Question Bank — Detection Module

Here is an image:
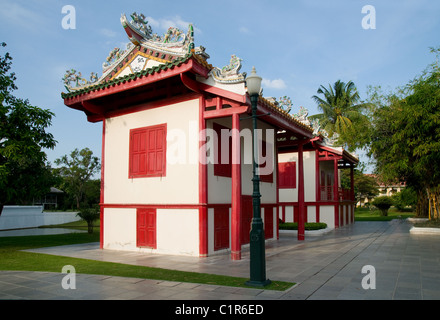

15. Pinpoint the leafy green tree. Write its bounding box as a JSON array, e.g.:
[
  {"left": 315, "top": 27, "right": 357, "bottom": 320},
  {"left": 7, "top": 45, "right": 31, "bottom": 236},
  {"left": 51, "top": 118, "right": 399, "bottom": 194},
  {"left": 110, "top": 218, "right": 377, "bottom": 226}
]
[
  {"left": 0, "top": 43, "right": 56, "bottom": 213},
  {"left": 367, "top": 48, "right": 440, "bottom": 217},
  {"left": 340, "top": 168, "right": 379, "bottom": 206},
  {"left": 310, "top": 80, "right": 371, "bottom": 151},
  {"left": 372, "top": 196, "right": 394, "bottom": 216},
  {"left": 76, "top": 207, "right": 100, "bottom": 233},
  {"left": 392, "top": 187, "right": 417, "bottom": 211},
  {"left": 54, "top": 148, "right": 100, "bottom": 210}
]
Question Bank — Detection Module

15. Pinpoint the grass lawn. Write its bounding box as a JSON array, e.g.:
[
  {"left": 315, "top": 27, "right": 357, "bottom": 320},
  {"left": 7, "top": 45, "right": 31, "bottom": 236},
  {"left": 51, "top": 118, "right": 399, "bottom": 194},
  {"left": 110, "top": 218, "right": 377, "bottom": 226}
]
[
  {"left": 0, "top": 225, "right": 294, "bottom": 291},
  {"left": 414, "top": 219, "right": 440, "bottom": 228},
  {"left": 355, "top": 207, "right": 415, "bottom": 221}
]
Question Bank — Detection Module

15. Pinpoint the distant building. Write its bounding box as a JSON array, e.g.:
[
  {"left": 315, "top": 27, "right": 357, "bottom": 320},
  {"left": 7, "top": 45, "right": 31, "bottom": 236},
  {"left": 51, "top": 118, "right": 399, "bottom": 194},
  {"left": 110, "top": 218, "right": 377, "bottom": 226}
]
[
  {"left": 358, "top": 174, "right": 406, "bottom": 206},
  {"left": 61, "top": 12, "right": 358, "bottom": 259},
  {"left": 33, "top": 187, "right": 64, "bottom": 210}
]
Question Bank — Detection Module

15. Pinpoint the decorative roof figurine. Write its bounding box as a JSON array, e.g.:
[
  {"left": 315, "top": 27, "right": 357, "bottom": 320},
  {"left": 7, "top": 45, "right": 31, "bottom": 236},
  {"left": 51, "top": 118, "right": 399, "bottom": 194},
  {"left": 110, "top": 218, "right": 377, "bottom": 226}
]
[
  {"left": 121, "top": 12, "right": 153, "bottom": 45},
  {"left": 63, "top": 69, "right": 98, "bottom": 92},
  {"left": 211, "top": 54, "right": 246, "bottom": 84},
  {"left": 278, "top": 96, "right": 293, "bottom": 114},
  {"left": 120, "top": 12, "right": 194, "bottom": 55},
  {"left": 292, "top": 106, "right": 311, "bottom": 126}
]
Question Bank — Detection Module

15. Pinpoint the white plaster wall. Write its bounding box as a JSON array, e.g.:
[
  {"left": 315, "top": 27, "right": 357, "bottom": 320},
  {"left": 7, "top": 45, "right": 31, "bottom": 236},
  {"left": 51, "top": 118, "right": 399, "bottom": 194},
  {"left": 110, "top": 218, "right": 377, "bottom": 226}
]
[
  {"left": 280, "top": 206, "right": 294, "bottom": 223},
  {"left": 156, "top": 209, "right": 199, "bottom": 256},
  {"left": 304, "top": 151, "right": 316, "bottom": 202},
  {"left": 307, "top": 206, "right": 316, "bottom": 223},
  {"left": 196, "top": 74, "right": 246, "bottom": 95},
  {"left": 103, "top": 207, "right": 200, "bottom": 256},
  {"left": 103, "top": 208, "right": 137, "bottom": 250},
  {"left": 104, "top": 99, "right": 199, "bottom": 205},
  {"left": 319, "top": 206, "right": 335, "bottom": 228}
]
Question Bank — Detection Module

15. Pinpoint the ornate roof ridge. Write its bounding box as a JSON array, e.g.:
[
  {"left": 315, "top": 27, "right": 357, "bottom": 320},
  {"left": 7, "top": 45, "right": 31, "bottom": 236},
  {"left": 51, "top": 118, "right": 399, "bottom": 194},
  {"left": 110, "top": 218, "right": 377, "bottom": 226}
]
[
  {"left": 61, "top": 53, "right": 207, "bottom": 100},
  {"left": 258, "top": 96, "right": 314, "bottom": 133}
]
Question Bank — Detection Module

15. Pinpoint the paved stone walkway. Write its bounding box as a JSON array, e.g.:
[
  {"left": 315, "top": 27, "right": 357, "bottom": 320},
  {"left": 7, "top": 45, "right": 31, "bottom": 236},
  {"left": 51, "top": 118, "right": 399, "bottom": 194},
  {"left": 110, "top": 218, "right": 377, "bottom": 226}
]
[{"left": 1, "top": 219, "right": 440, "bottom": 300}]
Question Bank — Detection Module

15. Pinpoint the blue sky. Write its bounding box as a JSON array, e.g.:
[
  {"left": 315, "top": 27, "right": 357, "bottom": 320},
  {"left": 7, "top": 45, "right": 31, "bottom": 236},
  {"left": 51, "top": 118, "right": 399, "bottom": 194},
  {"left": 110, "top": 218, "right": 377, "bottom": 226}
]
[{"left": 1, "top": 0, "right": 439, "bottom": 173}]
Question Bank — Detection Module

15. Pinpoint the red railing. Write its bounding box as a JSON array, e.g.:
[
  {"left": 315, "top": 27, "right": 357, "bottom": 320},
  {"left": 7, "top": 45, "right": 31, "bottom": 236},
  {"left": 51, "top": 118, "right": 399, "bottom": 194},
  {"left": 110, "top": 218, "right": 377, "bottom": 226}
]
[{"left": 320, "top": 186, "right": 353, "bottom": 201}]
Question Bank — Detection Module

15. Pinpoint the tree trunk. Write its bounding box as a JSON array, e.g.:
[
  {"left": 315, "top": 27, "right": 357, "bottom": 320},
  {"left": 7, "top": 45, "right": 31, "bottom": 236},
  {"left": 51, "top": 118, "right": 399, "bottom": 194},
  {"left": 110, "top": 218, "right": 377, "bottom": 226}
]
[
  {"left": 416, "top": 190, "right": 429, "bottom": 217},
  {"left": 87, "top": 222, "right": 93, "bottom": 234},
  {"left": 427, "top": 187, "right": 440, "bottom": 220}
]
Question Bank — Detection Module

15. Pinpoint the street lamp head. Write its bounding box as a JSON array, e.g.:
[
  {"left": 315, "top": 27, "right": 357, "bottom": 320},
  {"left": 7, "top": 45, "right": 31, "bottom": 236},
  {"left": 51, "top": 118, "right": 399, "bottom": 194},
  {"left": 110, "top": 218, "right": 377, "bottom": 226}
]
[{"left": 246, "top": 66, "right": 262, "bottom": 96}]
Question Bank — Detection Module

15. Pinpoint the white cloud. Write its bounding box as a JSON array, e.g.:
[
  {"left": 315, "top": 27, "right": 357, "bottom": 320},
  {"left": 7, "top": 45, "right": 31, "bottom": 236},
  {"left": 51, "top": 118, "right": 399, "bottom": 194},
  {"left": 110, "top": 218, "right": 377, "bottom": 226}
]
[
  {"left": 99, "top": 28, "right": 118, "bottom": 38},
  {"left": 0, "top": 1, "right": 47, "bottom": 33},
  {"left": 262, "top": 78, "right": 287, "bottom": 90},
  {"left": 239, "top": 26, "right": 250, "bottom": 34},
  {"left": 146, "top": 15, "right": 201, "bottom": 34}
]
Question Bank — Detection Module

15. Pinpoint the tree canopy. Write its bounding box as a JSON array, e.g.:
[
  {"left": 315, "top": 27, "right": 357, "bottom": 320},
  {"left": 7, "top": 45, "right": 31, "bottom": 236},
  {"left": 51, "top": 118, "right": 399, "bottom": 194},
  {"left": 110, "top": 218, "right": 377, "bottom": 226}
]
[
  {"left": 0, "top": 43, "right": 56, "bottom": 212},
  {"left": 367, "top": 48, "right": 440, "bottom": 217},
  {"left": 310, "top": 80, "right": 371, "bottom": 151},
  {"left": 54, "top": 148, "right": 101, "bottom": 209}
]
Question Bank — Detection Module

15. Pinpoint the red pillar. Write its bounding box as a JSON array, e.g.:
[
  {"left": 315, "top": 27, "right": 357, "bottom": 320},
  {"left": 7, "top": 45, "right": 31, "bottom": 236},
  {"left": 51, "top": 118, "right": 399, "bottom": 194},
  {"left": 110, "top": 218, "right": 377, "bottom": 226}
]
[
  {"left": 231, "top": 113, "right": 242, "bottom": 260},
  {"left": 100, "top": 119, "right": 106, "bottom": 249},
  {"left": 350, "top": 165, "right": 355, "bottom": 201},
  {"left": 298, "top": 143, "right": 305, "bottom": 241},
  {"left": 350, "top": 164, "right": 355, "bottom": 223},
  {"left": 315, "top": 148, "right": 320, "bottom": 222},
  {"left": 333, "top": 159, "right": 339, "bottom": 228},
  {"left": 199, "top": 97, "right": 208, "bottom": 257}
]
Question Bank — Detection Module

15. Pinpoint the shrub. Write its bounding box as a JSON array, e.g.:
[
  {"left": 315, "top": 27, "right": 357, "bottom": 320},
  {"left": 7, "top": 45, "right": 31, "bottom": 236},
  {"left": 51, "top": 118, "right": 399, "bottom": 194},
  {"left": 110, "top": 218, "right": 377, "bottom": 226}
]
[
  {"left": 391, "top": 188, "right": 417, "bottom": 211},
  {"left": 76, "top": 207, "right": 100, "bottom": 233},
  {"left": 279, "top": 222, "right": 327, "bottom": 230},
  {"left": 372, "top": 196, "right": 394, "bottom": 216}
]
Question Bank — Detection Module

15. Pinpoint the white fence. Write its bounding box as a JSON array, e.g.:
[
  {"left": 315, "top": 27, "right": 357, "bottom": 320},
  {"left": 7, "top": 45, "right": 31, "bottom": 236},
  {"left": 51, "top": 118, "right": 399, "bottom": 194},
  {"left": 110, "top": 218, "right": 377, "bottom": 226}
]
[{"left": 0, "top": 206, "right": 81, "bottom": 230}]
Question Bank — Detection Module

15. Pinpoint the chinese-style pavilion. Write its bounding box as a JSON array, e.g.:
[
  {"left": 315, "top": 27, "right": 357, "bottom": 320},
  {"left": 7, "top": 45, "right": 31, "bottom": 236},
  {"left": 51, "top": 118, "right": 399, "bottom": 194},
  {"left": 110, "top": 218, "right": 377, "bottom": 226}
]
[{"left": 62, "top": 12, "right": 358, "bottom": 259}]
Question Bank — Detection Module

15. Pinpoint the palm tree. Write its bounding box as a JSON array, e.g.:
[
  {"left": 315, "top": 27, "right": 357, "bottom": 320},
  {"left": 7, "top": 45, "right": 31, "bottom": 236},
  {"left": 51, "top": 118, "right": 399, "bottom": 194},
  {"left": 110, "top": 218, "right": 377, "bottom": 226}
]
[{"left": 310, "top": 80, "right": 369, "bottom": 150}]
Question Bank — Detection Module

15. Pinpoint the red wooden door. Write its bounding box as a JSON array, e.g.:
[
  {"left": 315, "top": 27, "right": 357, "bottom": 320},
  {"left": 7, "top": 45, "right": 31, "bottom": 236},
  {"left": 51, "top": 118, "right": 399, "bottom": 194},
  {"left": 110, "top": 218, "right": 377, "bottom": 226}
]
[
  {"left": 264, "top": 206, "right": 274, "bottom": 239},
  {"left": 137, "top": 208, "right": 157, "bottom": 248},
  {"left": 241, "top": 196, "right": 253, "bottom": 245},
  {"left": 214, "top": 207, "right": 229, "bottom": 251}
]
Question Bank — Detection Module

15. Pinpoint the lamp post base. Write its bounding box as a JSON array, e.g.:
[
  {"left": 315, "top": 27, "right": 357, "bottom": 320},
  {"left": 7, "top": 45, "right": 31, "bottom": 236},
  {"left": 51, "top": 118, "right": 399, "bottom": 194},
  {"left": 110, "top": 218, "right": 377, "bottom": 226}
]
[
  {"left": 245, "top": 279, "right": 272, "bottom": 287},
  {"left": 247, "top": 217, "right": 271, "bottom": 287}
]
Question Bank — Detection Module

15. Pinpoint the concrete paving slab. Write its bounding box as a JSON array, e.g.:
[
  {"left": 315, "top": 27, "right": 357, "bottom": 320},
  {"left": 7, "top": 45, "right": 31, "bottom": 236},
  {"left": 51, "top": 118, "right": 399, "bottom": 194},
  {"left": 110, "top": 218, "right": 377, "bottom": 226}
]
[{"left": 1, "top": 219, "right": 440, "bottom": 301}]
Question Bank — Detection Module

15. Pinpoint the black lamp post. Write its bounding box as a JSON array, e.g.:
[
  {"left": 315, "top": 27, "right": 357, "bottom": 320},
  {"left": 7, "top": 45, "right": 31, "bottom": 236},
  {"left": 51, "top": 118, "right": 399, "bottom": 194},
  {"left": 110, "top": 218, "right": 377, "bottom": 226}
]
[{"left": 245, "top": 67, "right": 271, "bottom": 287}]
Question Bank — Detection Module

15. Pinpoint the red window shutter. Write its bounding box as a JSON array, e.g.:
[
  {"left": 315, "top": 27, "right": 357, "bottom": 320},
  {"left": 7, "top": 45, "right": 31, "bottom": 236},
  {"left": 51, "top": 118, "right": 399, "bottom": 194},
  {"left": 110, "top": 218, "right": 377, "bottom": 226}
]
[
  {"left": 130, "top": 130, "right": 148, "bottom": 176},
  {"left": 137, "top": 208, "right": 156, "bottom": 248},
  {"left": 278, "top": 162, "right": 296, "bottom": 188},
  {"left": 129, "top": 124, "right": 166, "bottom": 178},
  {"left": 213, "top": 123, "right": 232, "bottom": 177}
]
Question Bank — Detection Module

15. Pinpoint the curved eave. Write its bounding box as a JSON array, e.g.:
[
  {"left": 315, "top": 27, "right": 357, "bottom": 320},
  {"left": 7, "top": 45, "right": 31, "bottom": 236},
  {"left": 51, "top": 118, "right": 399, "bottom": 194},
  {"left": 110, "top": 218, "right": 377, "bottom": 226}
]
[{"left": 318, "top": 144, "right": 359, "bottom": 165}]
